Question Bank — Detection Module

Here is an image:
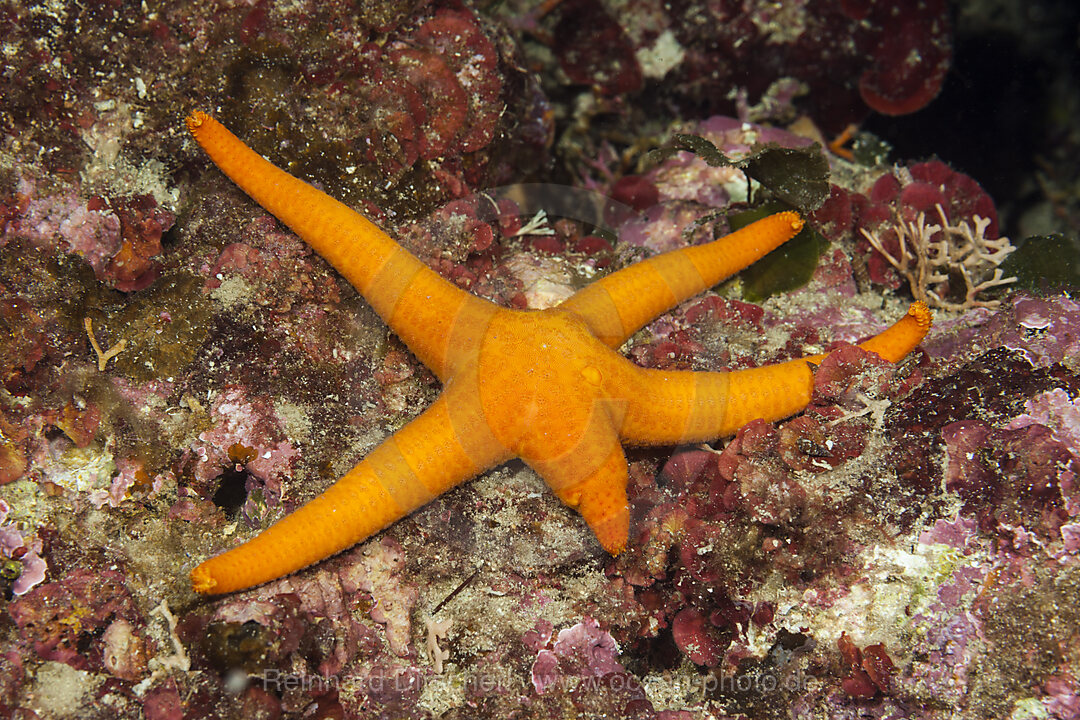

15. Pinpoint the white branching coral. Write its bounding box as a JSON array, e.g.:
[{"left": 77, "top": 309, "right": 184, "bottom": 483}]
[
  {"left": 861, "top": 203, "right": 1017, "bottom": 311},
  {"left": 424, "top": 616, "right": 452, "bottom": 674}
]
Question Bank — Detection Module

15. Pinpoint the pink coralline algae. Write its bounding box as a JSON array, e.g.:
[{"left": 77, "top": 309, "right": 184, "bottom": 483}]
[
  {"left": 1042, "top": 675, "right": 1080, "bottom": 719},
  {"left": 87, "top": 455, "right": 153, "bottom": 510},
  {"left": 0, "top": 499, "right": 46, "bottom": 596},
  {"left": 187, "top": 386, "right": 299, "bottom": 524},
  {"left": 8, "top": 569, "right": 148, "bottom": 678},
  {"left": 4, "top": 179, "right": 172, "bottom": 292},
  {"left": 941, "top": 400, "right": 1076, "bottom": 543},
  {"left": 907, "top": 604, "right": 983, "bottom": 709},
  {"left": 994, "top": 295, "right": 1080, "bottom": 369},
  {"left": 530, "top": 617, "right": 622, "bottom": 693},
  {"left": 338, "top": 537, "right": 418, "bottom": 660},
  {"left": 178, "top": 537, "right": 416, "bottom": 717},
  {"left": 527, "top": 617, "right": 679, "bottom": 718},
  {"left": 1010, "top": 388, "right": 1080, "bottom": 466},
  {"left": 353, "top": 8, "right": 506, "bottom": 175}
]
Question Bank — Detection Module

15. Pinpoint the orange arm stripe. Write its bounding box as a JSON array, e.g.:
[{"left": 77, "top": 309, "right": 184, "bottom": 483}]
[
  {"left": 561, "top": 212, "right": 804, "bottom": 347},
  {"left": 551, "top": 442, "right": 629, "bottom": 555},
  {"left": 190, "top": 462, "right": 400, "bottom": 595},
  {"left": 620, "top": 360, "right": 813, "bottom": 445},
  {"left": 618, "top": 302, "right": 932, "bottom": 445},
  {"left": 190, "top": 392, "right": 510, "bottom": 594},
  {"left": 716, "top": 360, "right": 815, "bottom": 437},
  {"left": 185, "top": 111, "right": 494, "bottom": 380}
]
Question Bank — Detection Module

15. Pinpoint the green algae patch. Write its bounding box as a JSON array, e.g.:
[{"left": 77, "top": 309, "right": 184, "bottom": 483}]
[
  {"left": 740, "top": 143, "right": 830, "bottom": 212},
  {"left": 730, "top": 205, "right": 825, "bottom": 302},
  {"left": 999, "top": 233, "right": 1079, "bottom": 293},
  {"left": 109, "top": 272, "right": 212, "bottom": 382}
]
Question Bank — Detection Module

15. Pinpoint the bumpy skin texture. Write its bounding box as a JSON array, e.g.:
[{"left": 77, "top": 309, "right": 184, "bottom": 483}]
[{"left": 186, "top": 112, "right": 931, "bottom": 595}]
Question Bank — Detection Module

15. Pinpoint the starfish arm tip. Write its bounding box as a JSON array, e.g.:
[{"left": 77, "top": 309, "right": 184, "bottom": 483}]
[
  {"left": 909, "top": 301, "right": 933, "bottom": 330},
  {"left": 191, "top": 564, "right": 218, "bottom": 595},
  {"left": 186, "top": 110, "right": 211, "bottom": 135},
  {"left": 587, "top": 505, "right": 629, "bottom": 556},
  {"left": 606, "top": 540, "right": 627, "bottom": 557},
  {"left": 786, "top": 212, "right": 805, "bottom": 233}
]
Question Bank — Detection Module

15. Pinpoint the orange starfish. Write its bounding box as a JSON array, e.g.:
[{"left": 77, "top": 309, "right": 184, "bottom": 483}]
[{"left": 186, "top": 111, "right": 932, "bottom": 595}]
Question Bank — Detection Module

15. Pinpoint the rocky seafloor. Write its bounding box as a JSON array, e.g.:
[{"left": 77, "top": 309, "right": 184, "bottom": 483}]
[{"left": 1, "top": 1, "right": 1079, "bottom": 718}]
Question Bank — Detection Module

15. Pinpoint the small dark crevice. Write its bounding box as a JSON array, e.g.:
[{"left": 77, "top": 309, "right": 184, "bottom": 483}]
[{"left": 211, "top": 467, "right": 249, "bottom": 519}]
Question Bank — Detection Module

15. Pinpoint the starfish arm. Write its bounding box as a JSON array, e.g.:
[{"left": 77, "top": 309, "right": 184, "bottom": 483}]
[
  {"left": 617, "top": 303, "right": 933, "bottom": 445},
  {"left": 529, "top": 436, "right": 631, "bottom": 556},
  {"left": 802, "top": 301, "right": 933, "bottom": 365},
  {"left": 190, "top": 388, "right": 512, "bottom": 595},
  {"left": 558, "top": 212, "right": 804, "bottom": 347},
  {"left": 185, "top": 111, "right": 495, "bottom": 381},
  {"left": 501, "top": 376, "right": 632, "bottom": 556},
  {"left": 617, "top": 363, "right": 813, "bottom": 444}
]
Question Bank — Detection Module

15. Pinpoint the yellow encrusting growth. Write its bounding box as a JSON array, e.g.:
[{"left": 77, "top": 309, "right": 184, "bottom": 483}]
[{"left": 186, "top": 111, "right": 932, "bottom": 595}]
